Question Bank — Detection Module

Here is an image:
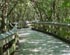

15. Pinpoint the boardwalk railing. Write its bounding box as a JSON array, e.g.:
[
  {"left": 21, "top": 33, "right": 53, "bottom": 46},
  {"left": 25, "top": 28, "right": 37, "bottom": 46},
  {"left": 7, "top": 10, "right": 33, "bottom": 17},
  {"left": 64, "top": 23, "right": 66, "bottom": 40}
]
[
  {"left": 0, "top": 26, "right": 18, "bottom": 55},
  {"left": 32, "top": 22, "right": 70, "bottom": 42}
]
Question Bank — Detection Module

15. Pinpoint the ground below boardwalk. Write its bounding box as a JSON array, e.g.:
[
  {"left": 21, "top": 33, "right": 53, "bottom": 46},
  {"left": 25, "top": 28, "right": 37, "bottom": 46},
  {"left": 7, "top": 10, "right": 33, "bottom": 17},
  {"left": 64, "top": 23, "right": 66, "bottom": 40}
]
[{"left": 15, "top": 28, "right": 70, "bottom": 55}]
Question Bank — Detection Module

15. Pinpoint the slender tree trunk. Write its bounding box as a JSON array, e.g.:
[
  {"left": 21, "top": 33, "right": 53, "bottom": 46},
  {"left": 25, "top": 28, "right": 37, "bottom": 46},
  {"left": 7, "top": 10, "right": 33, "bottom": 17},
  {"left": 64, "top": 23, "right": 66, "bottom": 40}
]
[{"left": 1, "top": 0, "right": 9, "bottom": 32}]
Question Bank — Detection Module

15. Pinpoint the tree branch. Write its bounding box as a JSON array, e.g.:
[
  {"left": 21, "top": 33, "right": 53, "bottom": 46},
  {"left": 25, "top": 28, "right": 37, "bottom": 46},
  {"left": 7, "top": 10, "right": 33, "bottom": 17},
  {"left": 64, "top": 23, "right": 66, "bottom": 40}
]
[{"left": 7, "top": 1, "right": 18, "bottom": 17}]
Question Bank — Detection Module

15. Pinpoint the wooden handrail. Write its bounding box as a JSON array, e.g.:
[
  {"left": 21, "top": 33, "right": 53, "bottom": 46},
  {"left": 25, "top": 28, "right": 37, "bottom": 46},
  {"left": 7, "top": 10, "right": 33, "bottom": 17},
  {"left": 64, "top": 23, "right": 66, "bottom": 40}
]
[
  {"left": 32, "top": 22, "right": 70, "bottom": 27},
  {"left": 32, "top": 22, "right": 70, "bottom": 42},
  {"left": 0, "top": 26, "right": 18, "bottom": 55}
]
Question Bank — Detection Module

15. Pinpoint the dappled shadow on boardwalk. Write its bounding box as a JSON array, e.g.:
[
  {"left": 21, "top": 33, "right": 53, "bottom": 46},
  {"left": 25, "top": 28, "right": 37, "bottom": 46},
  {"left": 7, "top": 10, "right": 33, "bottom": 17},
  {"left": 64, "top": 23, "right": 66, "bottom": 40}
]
[{"left": 15, "top": 28, "right": 70, "bottom": 55}]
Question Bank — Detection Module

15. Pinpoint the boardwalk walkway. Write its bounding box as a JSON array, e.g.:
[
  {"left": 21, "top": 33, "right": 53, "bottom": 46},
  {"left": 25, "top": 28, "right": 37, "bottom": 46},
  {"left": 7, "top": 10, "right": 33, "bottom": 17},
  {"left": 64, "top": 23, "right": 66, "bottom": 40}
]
[{"left": 15, "top": 28, "right": 70, "bottom": 55}]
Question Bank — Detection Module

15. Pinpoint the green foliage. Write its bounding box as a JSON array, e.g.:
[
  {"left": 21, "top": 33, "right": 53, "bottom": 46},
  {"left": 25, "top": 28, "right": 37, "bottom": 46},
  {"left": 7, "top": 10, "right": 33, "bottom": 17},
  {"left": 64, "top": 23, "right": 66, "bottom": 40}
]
[{"left": 0, "top": 0, "right": 70, "bottom": 29}]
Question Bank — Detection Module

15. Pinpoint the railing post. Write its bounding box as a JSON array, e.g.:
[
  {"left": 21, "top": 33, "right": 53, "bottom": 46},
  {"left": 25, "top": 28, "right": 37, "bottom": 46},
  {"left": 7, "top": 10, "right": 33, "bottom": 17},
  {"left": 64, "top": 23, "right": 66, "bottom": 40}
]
[{"left": 0, "top": 47, "right": 3, "bottom": 55}]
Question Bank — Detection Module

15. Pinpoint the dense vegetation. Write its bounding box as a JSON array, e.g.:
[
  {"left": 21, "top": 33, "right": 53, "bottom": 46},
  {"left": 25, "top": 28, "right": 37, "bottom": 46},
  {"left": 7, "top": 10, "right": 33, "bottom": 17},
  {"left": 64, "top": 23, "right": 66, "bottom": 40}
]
[{"left": 0, "top": 0, "right": 70, "bottom": 25}]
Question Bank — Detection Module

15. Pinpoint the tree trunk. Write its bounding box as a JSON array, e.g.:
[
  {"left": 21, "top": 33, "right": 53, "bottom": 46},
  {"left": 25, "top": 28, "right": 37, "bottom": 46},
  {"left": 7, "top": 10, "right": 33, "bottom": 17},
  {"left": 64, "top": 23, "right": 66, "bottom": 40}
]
[{"left": 1, "top": 0, "right": 9, "bottom": 32}]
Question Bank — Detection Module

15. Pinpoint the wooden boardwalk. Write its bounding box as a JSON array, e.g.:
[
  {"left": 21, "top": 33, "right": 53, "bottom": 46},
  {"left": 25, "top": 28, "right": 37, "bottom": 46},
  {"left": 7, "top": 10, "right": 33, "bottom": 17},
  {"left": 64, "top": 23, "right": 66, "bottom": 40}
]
[{"left": 15, "top": 28, "right": 70, "bottom": 55}]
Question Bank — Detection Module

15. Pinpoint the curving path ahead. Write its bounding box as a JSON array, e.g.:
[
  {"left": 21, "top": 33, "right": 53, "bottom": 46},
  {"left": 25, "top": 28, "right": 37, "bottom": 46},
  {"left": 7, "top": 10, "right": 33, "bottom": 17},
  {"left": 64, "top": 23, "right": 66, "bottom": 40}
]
[{"left": 15, "top": 28, "right": 70, "bottom": 55}]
